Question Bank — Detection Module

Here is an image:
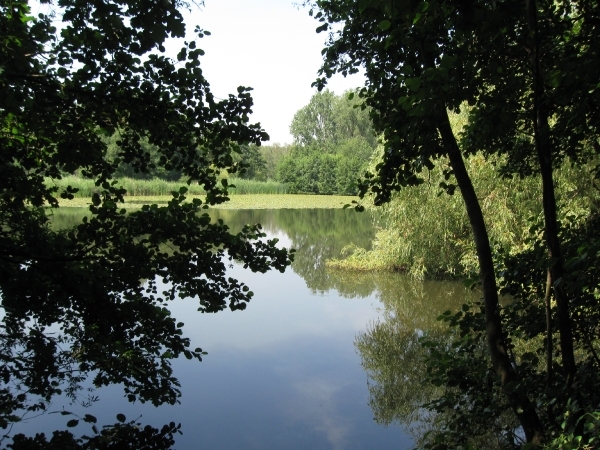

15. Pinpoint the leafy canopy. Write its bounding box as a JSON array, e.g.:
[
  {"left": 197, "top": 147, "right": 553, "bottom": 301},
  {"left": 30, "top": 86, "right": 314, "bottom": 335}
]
[{"left": 306, "top": 0, "right": 600, "bottom": 445}]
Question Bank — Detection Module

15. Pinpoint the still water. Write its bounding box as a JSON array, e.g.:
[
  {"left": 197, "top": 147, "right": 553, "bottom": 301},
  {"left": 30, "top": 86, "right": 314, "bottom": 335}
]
[{"left": 15, "top": 208, "right": 474, "bottom": 449}]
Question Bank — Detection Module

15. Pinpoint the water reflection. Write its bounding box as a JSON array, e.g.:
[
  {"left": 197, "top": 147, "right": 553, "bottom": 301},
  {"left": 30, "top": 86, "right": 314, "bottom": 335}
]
[
  {"left": 353, "top": 275, "right": 478, "bottom": 444},
  {"left": 35, "top": 207, "right": 469, "bottom": 449},
  {"left": 208, "top": 208, "right": 376, "bottom": 292},
  {"left": 49, "top": 207, "right": 377, "bottom": 291}
]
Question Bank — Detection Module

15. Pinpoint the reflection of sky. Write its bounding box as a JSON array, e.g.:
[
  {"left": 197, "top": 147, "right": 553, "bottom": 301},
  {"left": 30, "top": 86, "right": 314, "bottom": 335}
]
[{"left": 9, "top": 260, "right": 413, "bottom": 449}]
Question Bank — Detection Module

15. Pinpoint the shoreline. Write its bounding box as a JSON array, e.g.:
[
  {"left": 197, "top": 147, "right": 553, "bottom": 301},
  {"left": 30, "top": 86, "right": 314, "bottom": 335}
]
[{"left": 53, "top": 194, "right": 360, "bottom": 210}]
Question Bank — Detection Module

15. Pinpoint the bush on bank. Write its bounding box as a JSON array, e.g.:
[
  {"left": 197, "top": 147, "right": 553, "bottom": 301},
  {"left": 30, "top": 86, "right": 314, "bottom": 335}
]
[{"left": 328, "top": 153, "right": 599, "bottom": 279}]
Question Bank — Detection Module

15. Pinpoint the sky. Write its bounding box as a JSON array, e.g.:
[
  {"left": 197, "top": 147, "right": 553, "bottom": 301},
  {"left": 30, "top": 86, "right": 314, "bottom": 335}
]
[{"left": 172, "top": 0, "right": 364, "bottom": 144}]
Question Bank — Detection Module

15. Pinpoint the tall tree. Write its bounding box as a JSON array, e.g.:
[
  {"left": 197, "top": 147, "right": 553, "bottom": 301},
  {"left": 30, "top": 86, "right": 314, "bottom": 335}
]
[
  {"left": 467, "top": 0, "right": 599, "bottom": 390},
  {"left": 290, "top": 89, "right": 376, "bottom": 148},
  {"left": 0, "top": 0, "right": 291, "bottom": 443},
  {"left": 279, "top": 90, "right": 377, "bottom": 194}
]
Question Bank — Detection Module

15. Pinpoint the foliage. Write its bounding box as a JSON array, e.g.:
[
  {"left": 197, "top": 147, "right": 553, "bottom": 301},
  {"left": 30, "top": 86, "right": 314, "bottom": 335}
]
[
  {"left": 277, "top": 90, "right": 378, "bottom": 195},
  {"left": 289, "top": 89, "right": 377, "bottom": 148},
  {"left": 354, "top": 277, "right": 473, "bottom": 432},
  {"left": 104, "top": 134, "right": 182, "bottom": 181},
  {"left": 417, "top": 303, "right": 522, "bottom": 449},
  {"left": 6, "top": 414, "right": 180, "bottom": 450},
  {"left": 330, "top": 154, "right": 600, "bottom": 279},
  {"left": 258, "top": 143, "right": 292, "bottom": 181},
  {"left": 0, "top": 0, "right": 293, "bottom": 445},
  {"left": 233, "top": 144, "right": 268, "bottom": 181},
  {"left": 48, "top": 175, "right": 287, "bottom": 197},
  {"left": 340, "top": 169, "right": 600, "bottom": 448}
]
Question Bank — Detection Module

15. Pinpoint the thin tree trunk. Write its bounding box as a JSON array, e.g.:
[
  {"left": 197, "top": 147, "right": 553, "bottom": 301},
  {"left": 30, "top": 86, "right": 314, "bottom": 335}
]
[
  {"left": 544, "top": 267, "right": 556, "bottom": 425},
  {"left": 436, "top": 107, "right": 546, "bottom": 445},
  {"left": 545, "top": 267, "right": 553, "bottom": 388},
  {"left": 525, "top": 0, "right": 576, "bottom": 386}
]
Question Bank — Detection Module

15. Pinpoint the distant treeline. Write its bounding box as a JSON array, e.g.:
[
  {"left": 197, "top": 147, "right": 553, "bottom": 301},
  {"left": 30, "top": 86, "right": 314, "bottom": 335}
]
[
  {"left": 222, "top": 89, "right": 378, "bottom": 195},
  {"left": 58, "top": 90, "right": 377, "bottom": 197}
]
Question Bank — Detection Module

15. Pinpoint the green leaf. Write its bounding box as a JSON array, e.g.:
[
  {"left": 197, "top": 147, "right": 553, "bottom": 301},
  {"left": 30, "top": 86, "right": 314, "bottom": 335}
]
[
  {"left": 358, "top": 0, "right": 372, "bottom": 13},
  {"left": 66, "top": 419, "right": 79, "bottom": 427},
  {"left": 378, "top": 20, "right": 391, "bottom": 31},
  {"left": 116, "top": 413, "right": 126, "bottom": 423}
]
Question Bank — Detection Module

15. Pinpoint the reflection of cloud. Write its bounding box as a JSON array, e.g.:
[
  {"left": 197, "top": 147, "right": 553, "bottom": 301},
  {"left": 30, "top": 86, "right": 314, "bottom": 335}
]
[{"left": 286, "top": 377, "right": 352, "bottom": 450}]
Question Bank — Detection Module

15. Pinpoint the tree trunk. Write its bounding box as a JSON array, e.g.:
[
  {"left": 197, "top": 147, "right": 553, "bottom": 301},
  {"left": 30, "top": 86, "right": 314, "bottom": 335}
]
[
  {"left": 526, "top": 0, "right": 576, "bottom": 386},
  {"left": 545, "top": 267, "right": 556, "bottom": 425},
  {"left": 436, "top": 107, "right": 546, "bottom": 444}
]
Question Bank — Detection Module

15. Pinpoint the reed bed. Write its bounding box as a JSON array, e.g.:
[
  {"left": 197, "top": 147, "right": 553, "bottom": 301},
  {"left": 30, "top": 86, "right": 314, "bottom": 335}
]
[
  {"left": 227, "top": 178, "right": 288, "bottom": 195},
  {"left": 46, "top": 176, "right": 287, "bottom": 197}
]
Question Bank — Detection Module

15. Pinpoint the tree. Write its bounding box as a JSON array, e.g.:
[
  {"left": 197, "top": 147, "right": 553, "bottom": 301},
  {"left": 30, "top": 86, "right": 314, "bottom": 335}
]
[
  {"left": 104, "top": 134, "right": 183, "bottom": 181},
  {"left": 234, "top": 144, "right": 268, "bottom": 181},
  {"left": 307, "top": 0, "right": 545, "bottom": 441},
  {"left": 289, "top": 89, "right": 376, "bottom": 148},
  {"left": 0, "top": 0, "right": 292, "bottom": 445},
  {"left": 458, "top": 0, "right": 600, "bottom": 389},
  {"left": 290, "top": 89, "right": 339, "bottom": 147},
  {"left": 278, "top": 90, "right": 378, "bottom": 195},
  {"left": 258, "top": 143, "right": 291, "bottom": 181},
  {"left": 306, "top": 0, "right": 600, "bottom": 444}
]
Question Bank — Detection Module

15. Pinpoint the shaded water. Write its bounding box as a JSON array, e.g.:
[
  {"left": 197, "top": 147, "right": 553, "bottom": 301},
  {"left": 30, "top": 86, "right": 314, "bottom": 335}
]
[{"left": 15, "top": 208, "right": 475, "bottom": 449}]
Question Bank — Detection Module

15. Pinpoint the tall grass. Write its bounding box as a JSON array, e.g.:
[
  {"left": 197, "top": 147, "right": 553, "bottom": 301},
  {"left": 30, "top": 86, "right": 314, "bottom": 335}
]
[
  {"left": 227, "top": 178, "right": 288, "bottom": 194},
  {"left": 46, "top": 176, "right": 287, "bottom": 197}
]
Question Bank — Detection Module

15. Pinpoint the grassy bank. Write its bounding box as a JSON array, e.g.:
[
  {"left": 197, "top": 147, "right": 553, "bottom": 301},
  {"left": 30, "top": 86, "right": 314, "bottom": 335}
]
[{"left": 55, "top": 194, "right": 357, "bottom": 209}]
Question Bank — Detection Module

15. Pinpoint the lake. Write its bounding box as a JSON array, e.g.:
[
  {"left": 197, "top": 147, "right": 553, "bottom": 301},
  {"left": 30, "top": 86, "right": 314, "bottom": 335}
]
[{"left": 10, "top": 208, "right": 474, "bottom": 449}]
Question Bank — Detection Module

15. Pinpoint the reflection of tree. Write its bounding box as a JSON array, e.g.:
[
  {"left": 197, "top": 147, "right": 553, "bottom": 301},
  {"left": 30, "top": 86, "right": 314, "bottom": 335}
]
[
  {"left": 278, "top": 209, "right": 375, "bottom": 291},
  {"left": 50, "top": 207, "right": 497, "bottom": 445},
  {"left": 51, "top": 209, "right": 376, "bottom": 292},
  {"left": 351, "top": 274, "right": 476, "bottom": 443},
  {"left": 209, "top": 209, "right": 377, "bottom": 292},
  {"left": 47, "top": 208, "right": 92, "bottom": 230}
]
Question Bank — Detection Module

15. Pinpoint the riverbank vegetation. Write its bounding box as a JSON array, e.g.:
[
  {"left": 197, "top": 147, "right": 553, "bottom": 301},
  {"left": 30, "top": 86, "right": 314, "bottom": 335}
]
[
  {"left": 54, "top": 194, "right": 356, "bottom": 210},
  {"left": 275, "top": 90, "right": 378, "bottom": 195},
  {"left": 46, "top": 89, "right": 375, "bottom": 201},
  {"left": 329, "top": 153, "right": 599, "bottom": 279},
  {"left": 46, "top": 175, "right": 288, "bottom": 197}
]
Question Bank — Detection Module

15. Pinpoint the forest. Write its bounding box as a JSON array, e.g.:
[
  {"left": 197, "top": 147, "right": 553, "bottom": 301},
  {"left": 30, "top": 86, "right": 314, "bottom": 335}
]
[
  {"left": 50, "top": 89, "right": 376, "bottom": 197},
  {"left": 58, "top": 89, "right": 378, "bottom": 197}
]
